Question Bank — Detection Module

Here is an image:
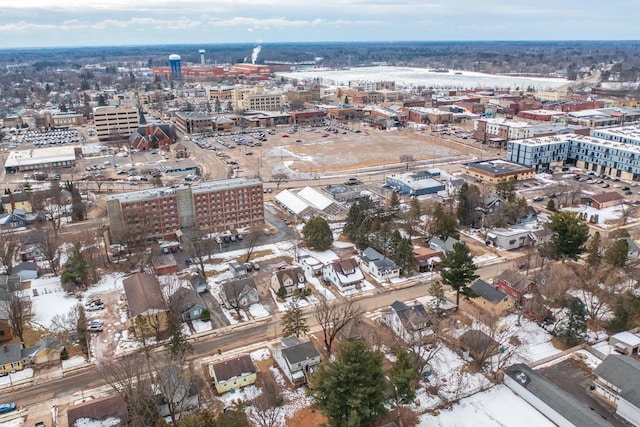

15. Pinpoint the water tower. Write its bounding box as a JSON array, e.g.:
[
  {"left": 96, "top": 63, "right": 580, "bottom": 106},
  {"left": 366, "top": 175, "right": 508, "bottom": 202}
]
[
  {"left": 168, "top": 54, "right": 182, "bottom": 80},
  {"left": 199, "top": 49, "right": 206, "bottom": 65}
]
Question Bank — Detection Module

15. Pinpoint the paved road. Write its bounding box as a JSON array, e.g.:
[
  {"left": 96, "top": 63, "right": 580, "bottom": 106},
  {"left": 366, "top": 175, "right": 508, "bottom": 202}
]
[{"left": 8, "top": 257, "right": 513, "bottom": 409}]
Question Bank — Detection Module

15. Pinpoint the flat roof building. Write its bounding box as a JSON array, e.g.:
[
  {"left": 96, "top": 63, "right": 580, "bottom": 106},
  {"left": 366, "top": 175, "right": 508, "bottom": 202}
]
[
  {"left": 466, "top": 159, "right": 535, "bottom": 183},
  {"left": 4, "top": 145, "right": 78, "bottom": 172},
  {"left": 93, "top": 105, "right": 140, "bottom": 142}
]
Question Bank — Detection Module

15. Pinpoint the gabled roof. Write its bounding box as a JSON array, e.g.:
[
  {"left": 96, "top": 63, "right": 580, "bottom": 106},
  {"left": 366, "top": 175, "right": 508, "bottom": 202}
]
[
  {"left": 211, "top": 354, "right": 256, "bottom": 381},
  {"left": 122, "top": 272, "right": 167, "bottom": 317},
  {"left": 222, "top": 277, "right": 257, "bottom": 302},
  {"left": 0, "top": 342, "right": 22, "bottom": 365},
  {"left": 168, "top": 287, "right": 203, "bottom": 313},
  {"left": 471, "top": 279, "right": 509, "bottom": 304},
  {"left": 361, "top": 247, "right": 383, "bottom": 262},
  {"left": 595, "top": 355, "right": 640, "bottom": 407},
  {"left": 13, "top": 261, "right": 37, "bottom": 274},
  {"left": 584, "top": 192, "right": 624, "bottom": 204},
  {"left": 624, "top": 237, "right": 640, "bottom": 253},
  {"left": 282, "top": 340, "right": 320, "bottom": 365},
  {"left": 272, "top": 267, "right": 305, "bottom": 287},
  {"left": 494, "top": 269, "right": 530, "bottom": 292},
  {"left": 388, "top": 300, "right": 430, "bottom": 332}
]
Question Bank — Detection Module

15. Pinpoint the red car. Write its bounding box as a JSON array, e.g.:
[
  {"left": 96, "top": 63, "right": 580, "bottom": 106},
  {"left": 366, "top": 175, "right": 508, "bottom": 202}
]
[{"left": 282, "top": 134, "right": 289, "bottom": 137}]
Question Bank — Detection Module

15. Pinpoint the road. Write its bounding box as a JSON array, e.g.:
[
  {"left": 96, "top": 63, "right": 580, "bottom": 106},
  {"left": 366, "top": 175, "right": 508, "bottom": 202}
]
[{"left": 9, "top": 257, "right": 515, "bottom": 408}]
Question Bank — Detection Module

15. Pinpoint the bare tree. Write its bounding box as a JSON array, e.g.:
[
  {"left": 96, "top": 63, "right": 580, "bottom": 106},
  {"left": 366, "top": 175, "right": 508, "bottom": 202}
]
[
  {"left": 222, "top": 280, "right": 255, "bottom": 319},
  {"left": 33, "top": 228, "right": 61, "bottom": 275},
  {"left": 0, "top": 230, "right": 20, "bottom": 275},
  {"left": 185, "top": 228, "right": 217, "bottom": 275},
  {"left": 32, "top": 182, "right": 67, "bottom": 237},
  {"left": 399, "top": 154, "right": 415, "bottom": 171},
  {"left": 6, "top": 289, "right": 30, "bottom": 343},
  {"left": 98, "top": 352, "right": 159, "bottom": 427},
  {"left": 313, "top": 294, "right": 361, "bottom": 356},
  {"left": 247, "top": 370, "right": 285, "bottom": 427},
  {"left": 271, "top": 172, "right": 289, "bottom": 190},
  {"left": 243, "top": 229, "right": 263, "bottom": 263},
  {"left": 153, "top": 361, "right": 196, "bottom": 426},
  {"left": 462, "top": 318, "right": 519, "bottom": 378}
]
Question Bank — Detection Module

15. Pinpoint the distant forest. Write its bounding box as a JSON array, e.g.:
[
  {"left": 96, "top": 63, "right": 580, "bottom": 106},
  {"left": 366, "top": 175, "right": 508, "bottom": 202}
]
[{"left": 1, "top": 41, "right": 639, "bottom": 81}]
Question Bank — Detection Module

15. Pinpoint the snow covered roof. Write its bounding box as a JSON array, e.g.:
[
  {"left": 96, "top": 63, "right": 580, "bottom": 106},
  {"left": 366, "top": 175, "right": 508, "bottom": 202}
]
[
  {"left": 298, "top": 186, "right": 334, "bottom": 211},
  {"left": 611, "top": 331, "right": 640, "bottom": 347},
  {"left": 275, "top": 189, "right": 310, "bottom": 215}
]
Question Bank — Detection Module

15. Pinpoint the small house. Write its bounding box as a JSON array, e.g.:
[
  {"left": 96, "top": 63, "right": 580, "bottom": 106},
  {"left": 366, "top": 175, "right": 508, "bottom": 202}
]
[
  {"left": 209, "top": 354, "right": 257, "bottom": 394},
  {"left": 122, "top": 272, "right": 169, "bottom": 335},
  {"left": 580, "top": 192, "right": 624, "bottom": 210},
  {"left": 299, "top": 255, "right": 325, "bottom": 277},
  {"left": 413, "top": 246, "right": 441, "bottom": 273},
  {"left": 220, "top": 277, "right": 259, "bottom": 309},
  {"left": 67, "top": 395, "right": 128, "bottom": 427},
  {"left": 271, "top": 267, "right": 307, "bottom": 297},
  {"left": 152, "top": 254, "right": 177, "bottom": 276},
  {"left": 13, "top": 261, "right": 38, "bottom": 281},
  {"left": 322, "top": 257, "right": 364, "bottom": 292},
  {"left": 0, "top": 342, "right": 25, "bottom": 375},
  {"left": 593, "top": 355, "right": 640, "bottom": 426},
  {"left": 609, "top": 331, "right": 640, "bottom": 356},
  {"left": 189, "top": 273, "right": 209, "bottom": 293},
  {"left": 486, "top": 227, "right": 538, "bottom": 251},
  {"left": 228, "top": 261, "right": 247, "bottom": 278},
  {"left": 493, "top": 269, "right": 537, "bottom": 304},
  {"left": 459, "top": 330, "right": 499, "bottom": 362},
  {"left": 272, "top": 336, "right": 321, "bottom": 386},
  {"left": 469, "top": 279, "right": 514, "bottom": 315},
  {"left": 168, "top": 287, "right": 206, "bottom": 322},
  {"left": 428, "top": 236, "right": 463, "bottom": 254}
]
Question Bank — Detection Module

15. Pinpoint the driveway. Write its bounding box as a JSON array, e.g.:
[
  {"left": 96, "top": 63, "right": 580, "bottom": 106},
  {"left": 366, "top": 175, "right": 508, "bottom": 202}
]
[{"left": 199, "top": 291, "right": 230, "bottom": 330}]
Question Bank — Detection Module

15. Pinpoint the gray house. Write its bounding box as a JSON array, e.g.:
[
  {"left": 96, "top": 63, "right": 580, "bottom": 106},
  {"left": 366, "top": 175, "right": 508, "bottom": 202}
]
[
  {"left": 272, "top": 336, "right": 321, "bottom": 386},
  {"left": 228, "top": 261, "right": 247, "bottom": 278},
  {"left": 220, "top": 277, "right": 259, "bottom": 310},
  {"left": 593, "top": 355, "right": 640, "bottom": 426},
  {"left": 360, "top": 247, "right": 400, "bottom": 281},
  {"left": 381, "top": 300, "right": 431, "bottom": 345},
  {"left": 168, "top": 287, "right": 206, "bottom": 321},
  {"left": 13, "top": 262, "right": 38, "bottom": 281}
]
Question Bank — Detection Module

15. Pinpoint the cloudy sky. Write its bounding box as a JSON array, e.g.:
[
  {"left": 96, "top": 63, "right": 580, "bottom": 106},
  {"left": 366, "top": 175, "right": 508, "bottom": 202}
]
[{"left": 0, "top": 0, "right": 636, "bottom": 48}]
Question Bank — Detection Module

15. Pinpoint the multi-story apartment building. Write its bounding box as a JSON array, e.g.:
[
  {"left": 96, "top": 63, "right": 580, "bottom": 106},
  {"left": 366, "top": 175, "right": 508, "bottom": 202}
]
[
  {"left": 234, "top": 87, "right": 283, "bottom": 111},
  {"left": 174, "top": 112, "right": 213, "bottom": 135},
  {"left": 473, "top": 118, "right": 534, "bottom": 143},
  {"left": 93, "top": 105, "right": 140, "bottom": 141},
  {"left": 106, "top": 178, "right": 264, "bottom": 242},
  {"left": 506, "top": 125, "right": 640, "bottom": 180}
]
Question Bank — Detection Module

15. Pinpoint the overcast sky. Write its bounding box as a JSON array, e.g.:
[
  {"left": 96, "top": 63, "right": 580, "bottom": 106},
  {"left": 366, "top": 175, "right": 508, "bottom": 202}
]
[{"left": 0, "top": 0, "right": 637, "bottom": 48}]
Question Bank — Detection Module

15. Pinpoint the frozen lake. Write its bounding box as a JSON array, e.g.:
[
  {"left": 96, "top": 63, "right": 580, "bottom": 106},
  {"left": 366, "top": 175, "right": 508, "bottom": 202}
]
[{"left": 277, "top": 66, "right": 568, "bottom": 90}]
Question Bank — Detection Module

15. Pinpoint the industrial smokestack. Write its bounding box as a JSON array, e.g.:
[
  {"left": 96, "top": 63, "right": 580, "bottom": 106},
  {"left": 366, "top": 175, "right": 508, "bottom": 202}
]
[{"left": 251, "top": 45, "right": 262, "bottom": 65}]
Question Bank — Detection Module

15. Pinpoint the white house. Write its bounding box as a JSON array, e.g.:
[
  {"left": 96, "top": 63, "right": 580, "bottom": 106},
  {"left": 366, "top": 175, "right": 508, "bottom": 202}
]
[
  {"left": 380, "top": 300, "right": 431, "bottom": 344},
  {"left": 593, "top": 355, "right": 640, "bottom": 426},
  {"left": 359, "top": 247, "right": 400, "bottom": 281},
  {"left": 272, "top": 336, "right": 321, "bottom": 386},
  {"left": 322, "top": 258, "right": 364, "bottom": 292}
]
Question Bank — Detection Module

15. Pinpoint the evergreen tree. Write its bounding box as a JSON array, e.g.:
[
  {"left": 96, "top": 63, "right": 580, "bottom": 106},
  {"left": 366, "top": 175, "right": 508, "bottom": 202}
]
[
  {"left": 429, "top": 202, "right": 460, "bottom": 240},
  {"left": 309, "top": 341, "right": 387, "bottom": 427},
  {"left": 456, "top": 182, "right": 475, "bottom": 226},
  {"left": 391, "top": 237, "right": 417, "bottom": 276},
  {"left": 387, "top": 229, "right": 403, "bottom": 256},
  {"left": 495, "top": 180, "right": 517, "bottom": 201},
  {"left": 302, "top": 217, "right": 334, "bottom": 250},
  {"left": 390, "top": 348, "right": 418, "bottom": 404},
  {"left": 281, "top": 298, "right": 309, "bottom": 338},
  {"left": 77, "top": 305, "right": 89, "bottom": 358},
  {"left": 388, "top": 192, "right": 400, "bottom": 218},
  {"left": 61, "top": 242, "right": 89, "bottom": 288},
  {"left": 436, "top": 242, "right": 479, "bottom": 310},
  {"left": 548, "top": 211, "right": 590, "bottom": 260},
  {"left": 546, "top": 198, "right": 556, "bottom": 211},
  {"left": 559, "top": 297, "right": 587, "bottom": 346},
  {"left": 585, "top": 231, "right": 602, "bottom": 269},
  {"left": 98, "top": 94, "right": 107, "bottom": 106},
  {"left": 428, "top": 281, "right": 447, "bottom": 316},
  {"left": 605, "top": 238, "right": 629, "bottom": 268},
  {"left": 165, "top": 313, "right": 192, "bottom": 361}
]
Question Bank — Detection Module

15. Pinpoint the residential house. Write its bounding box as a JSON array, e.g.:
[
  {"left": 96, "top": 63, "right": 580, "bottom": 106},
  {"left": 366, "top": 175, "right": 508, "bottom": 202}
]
[
  {"left": 322, "top": 258, "right": 364, "bottom": 292},
  {"left": 428, "top": 236, "right": 464, "bottom": 254},
  {"left": 228, "top": 261, "right": 247, "bottom": 278},
  {"left": 272, "top": 336, "right": 321, "bottom": 386},
  {"left": 381, "top": 301, "right": 431, "bottom": 344},
  {"left": 299, "top": 255, "right": 325, "bottom": 277},
  {"left": 1, "top": 192, "right": 32, "bottom": 213},
  {"left": 209, "top": 354, "right": 257, "bottom": 394},
  {"left": 593, "top": 355, "right": 640, "bottom": 426},
  {"left": 459, "top": 330, "right": 499, "bottom": 362},
  {"left": 337, "top": 315, "right": 380, "bottom": 346},
  {"left": 168, "top": 287, "right": 206, "bottom": 322},
  {"left": 469, "top": 279, "right": 514, "bottom": 315},
  {"left": 0, "top": 342, "right": 24, "bottom": 375},
  {"left": 0, "top": 304, "right": 12, "bottom": 342},
  {"left": 67, "top": 395, "right": 128, "bottom": 427},
  {"left": 505, "top": 364, "right": 615, "bottom": 427},
  {"left": 156, "top": 365, "right": 199, "bottom": 418},
  {"left": 609, "top": 331, "right": 640, "bottom": 356},
  {"left": 271, "top": 267, "right": 307, "bottom": 297},
  {"left": 413, "top": 246, "right": 441, "bottom": 273},
  {"left": 122, "top": 272, "right": 169, "bottom": 335},
  {"left": 0, "top": 335, "right": 62, "bottom": 375},
  {"left": 486, "top": 227, "right": 539, "bottom": 251},
  {"left": 623, "top": 237, "right": 640, "bottom": 265},
  {"left": 360, "top": 247, "right": 400, "bottom": 281},
  {"left": 13, "top": 262, "right": 38, "bottom": 281},
  {"left": 493, "top": 269, "right": 538, "bottom": 304},
  {"left": 580, "top": 192, "right": 624, "bottom": 210},
  {"left": 190, "top": 273, "right": 209, "bottom": 293},
  {"left": 220, "top": 277, "right": 259, "bottom": 310}
]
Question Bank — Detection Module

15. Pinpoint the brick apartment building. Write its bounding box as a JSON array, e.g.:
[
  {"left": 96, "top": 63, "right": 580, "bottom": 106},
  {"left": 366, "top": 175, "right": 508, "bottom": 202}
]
[
  {"left": 174, "top": 112, "right": 214, "bottom": 135},
  {"left": 106, "top": 178, "right": 264, "bottom": 242}
]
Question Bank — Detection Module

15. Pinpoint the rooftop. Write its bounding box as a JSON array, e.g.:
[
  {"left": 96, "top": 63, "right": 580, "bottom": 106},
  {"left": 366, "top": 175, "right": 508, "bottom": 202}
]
[{"left": 467, "top": 159, "right": 534, "bottom": 175}]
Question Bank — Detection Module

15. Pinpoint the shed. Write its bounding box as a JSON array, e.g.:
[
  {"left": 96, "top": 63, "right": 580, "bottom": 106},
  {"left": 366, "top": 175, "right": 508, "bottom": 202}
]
[{"left": 609, "top": 331, "right": 640, "bottom": 356}]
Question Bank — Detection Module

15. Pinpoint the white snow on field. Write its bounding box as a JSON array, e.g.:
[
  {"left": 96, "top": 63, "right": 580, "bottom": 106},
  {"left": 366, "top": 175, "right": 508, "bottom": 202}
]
[
  {"left": 30, "top": 276, "right": 79, "bottom": 329},
  {"left": 0, "top": 368, "right": 33, "bottom": 388},
  {"left": 0, "top": 418, "right": 24, "bottom": 427},
  {"left": 250, "top": 348, "right": 272, "bottom": 361},
  {"left": 299, "top": 248, "right": 339, "bottom": 265},
  {"left": 192, "top": 319, "right": 213, "bottom": 334},
  {"left": 85, "top": 273, "right": 125, "bottom": 296},
  {"left": 427, "top": 346, "right": 492, "bottom": 401},
  {"left": 504, "top": 315, "right": 562, "bottom": 364},
  {"left": 62, "top": 355, "right": 87, "bottom": 370},
  {"left": 74, "top": 417, "right": 122, "bottom": 427},
  {"left": 332, "top": 240, "right": 355, "bottom": 249},
  {"left": 418, "top": 384, "right": 555, "bottom": 427},
  {"left": 563, "top": 204, "right": 623, "bottom": 226},
  {"left": 249, "top": 303, "right": 270, "bottom": 319}
]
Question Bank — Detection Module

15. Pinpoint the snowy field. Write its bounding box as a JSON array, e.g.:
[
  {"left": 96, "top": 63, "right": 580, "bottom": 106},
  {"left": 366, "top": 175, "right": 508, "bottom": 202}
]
[{"left": 418, "top": 385, "right": 555, "bottom": 427}]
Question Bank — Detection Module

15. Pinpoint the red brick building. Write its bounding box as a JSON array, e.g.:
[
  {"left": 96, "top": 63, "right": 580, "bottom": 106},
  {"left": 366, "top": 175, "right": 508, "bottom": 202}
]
[{"left": 290, "top": 109, "right": 326, "bottom": 126}]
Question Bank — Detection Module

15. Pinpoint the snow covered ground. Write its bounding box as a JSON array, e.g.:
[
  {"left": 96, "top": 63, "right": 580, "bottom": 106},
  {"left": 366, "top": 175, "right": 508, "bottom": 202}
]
[
  {"left": 563, "top": 204, "right": 624, "bottom": 227},
  {"left": 418, "top": 385, "right": 555, "bottom": 427},
  {"left": 30, "top": 276, "right": 79, "bottom": 329}
]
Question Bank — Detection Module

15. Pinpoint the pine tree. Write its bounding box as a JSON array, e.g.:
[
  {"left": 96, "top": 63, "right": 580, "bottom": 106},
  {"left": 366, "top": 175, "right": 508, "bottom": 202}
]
[
  {"left": 390, "top": 348, "right": 418, "bottom": 404},
  {"left": 559, "top": 297, "right": 587, "bottom": 346},
  {"left": 549, "top": 211, "right": 590, "bottom": 260},
  {"left": 309, "top": 341, "right": 387, "bottom": 427},
  {"left": 61, "top": 242, "right": 89, "bottom": 288},
  {"left": 391, "top": 237, "right": 417, "bottom": 276},
  {"left": 429, "top": 202, "right": 460, "bottom": 240},
  {"left": 605, "top": 238, "right": 629, "bottom": 268},
  {"left": 302, "top": 217, "right": 334, "bottom": 250},
  {"left": 281, "top": 298, "right": 309, "bottom": 338},
  {"left": 165, "top": 313, "right": 192, "bottom": 361},
  {"left": 585, "top": 231, "right": 602, "bottom": 269},
  {"left": 428, "top": 281, "right": 447, "bottom": 316},
  {"left": 388, "top": 192, "right": 400, "bottom": 218},
  {"left": 436, "top": 242, "right": 479, "bottom": 310}
]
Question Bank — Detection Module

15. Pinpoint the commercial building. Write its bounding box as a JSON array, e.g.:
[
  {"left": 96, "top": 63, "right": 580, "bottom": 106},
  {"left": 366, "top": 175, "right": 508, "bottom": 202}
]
[
  {"left": 466, "top": 159, "right": 535, "bottom": 183},
  {"left": 93, "top": 105, "right": 140, "bottom": 141},
  {"left": 405, "top": 107, "right": 453, "bottom": 125},
  {"left": 234, "top": 87, "right": 284, "bottom": 111},
  {"left": 174, "top": 111, "right": 213, "bottom": 135},
  {"left": 473, "top": 118, "right": 534, "bottom": 144},
  {"left": 507, "top": 125, "right": 640, "bottom": 179},
  {"left": 385, "top": 170, "right": 446, "bottom": 197},
  {"left": 4, "top": 145, "right": 79, "bottom": 173},
  {"left": 106, "top": 178, "right": 264, "bottom": 242}
]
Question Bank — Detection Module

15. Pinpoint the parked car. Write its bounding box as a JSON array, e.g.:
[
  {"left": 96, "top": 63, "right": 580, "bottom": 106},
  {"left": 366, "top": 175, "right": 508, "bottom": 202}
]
[
  {"left": 85, "top": 298, "right": 102, "bottom": 307},
  {"left": 244, "top": 262, "right": 253, "bottom": 272},
  {"left": 277, "top": 262, "right": 289, "bottom": 270},
  {"left": 86, "top": 302, "right": 105, "bottom": 311},
  {"left": 0, "top": 403, "right": 16, "bottom": 414},
  {"left": 252, "top": 262, "right": 260, "bottom": 271},
  {"left": 532, "top": 196, "right": 544, "bottom": 202},
  {"left": 236, "top": 234, "right": 243, "bottom": 241}
]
